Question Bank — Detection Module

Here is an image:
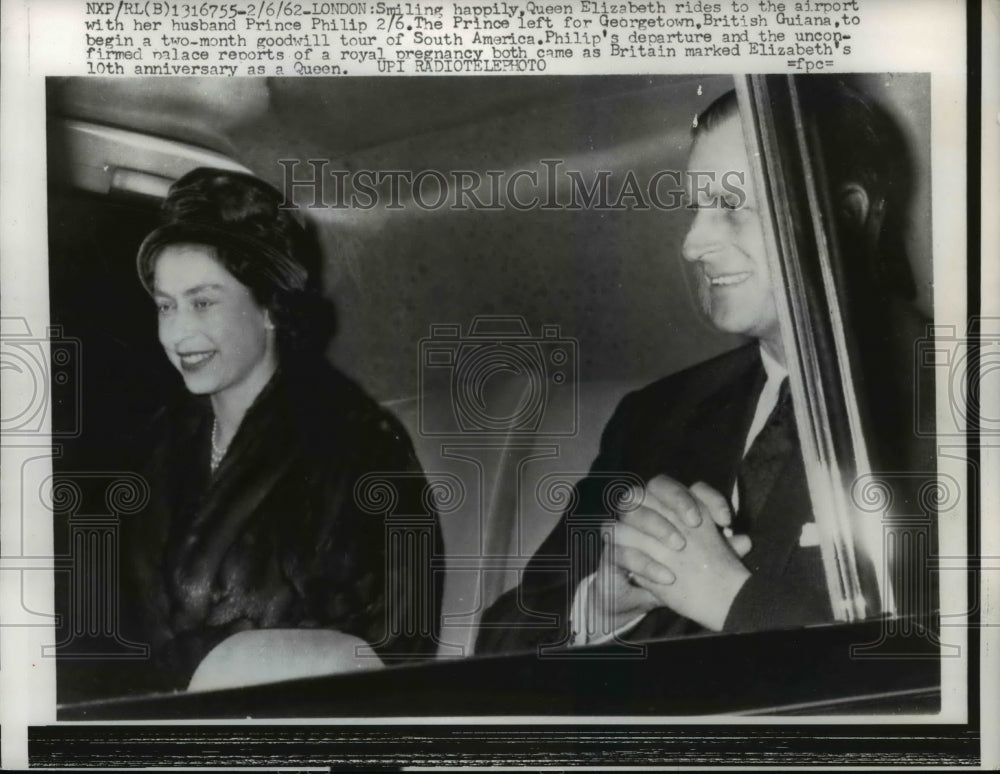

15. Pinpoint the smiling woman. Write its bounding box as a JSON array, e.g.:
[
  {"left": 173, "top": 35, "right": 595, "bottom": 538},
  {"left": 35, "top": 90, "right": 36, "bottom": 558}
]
[
  {"left": 150, "top": 243, "right": 279, "bottom": 454},
  {"left": 70, "top": 168, "right": 444, "bottom": 700}
]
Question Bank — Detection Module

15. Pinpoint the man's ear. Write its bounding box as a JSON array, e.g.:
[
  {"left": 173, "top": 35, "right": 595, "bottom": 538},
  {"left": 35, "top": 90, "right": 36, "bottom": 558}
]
[
  {"left": 838, "top": 182, "right": 887, "bottom": 256},
  {"left": 836, "top": 182, "right": 871, "bottom": 229}
]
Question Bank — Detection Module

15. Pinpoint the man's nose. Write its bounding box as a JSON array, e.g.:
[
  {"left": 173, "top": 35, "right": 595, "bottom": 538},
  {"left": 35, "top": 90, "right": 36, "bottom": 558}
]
[{"left": 681, "top": 207, "right": 724, "bottom": 263}]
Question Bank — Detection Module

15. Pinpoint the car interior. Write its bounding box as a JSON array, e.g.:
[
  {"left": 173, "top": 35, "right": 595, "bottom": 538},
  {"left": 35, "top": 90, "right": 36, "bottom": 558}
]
[{"left": 45, "top": 73, "right": 938, "bottom": 713}]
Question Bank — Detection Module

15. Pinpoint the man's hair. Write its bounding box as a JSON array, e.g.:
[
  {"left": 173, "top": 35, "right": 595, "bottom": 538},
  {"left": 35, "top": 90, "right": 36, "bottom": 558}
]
[
  {"left": 694, "top": 88, "right": 740, "bottom": 137},
  {"left": 694, "top": 80, "right": 916, "bottom": 300}
]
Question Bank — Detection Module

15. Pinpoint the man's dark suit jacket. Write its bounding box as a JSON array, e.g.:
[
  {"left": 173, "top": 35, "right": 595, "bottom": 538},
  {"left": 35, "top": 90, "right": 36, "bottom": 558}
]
[{"left": 476, "top": 342, "right": 832, "bottom": 656}]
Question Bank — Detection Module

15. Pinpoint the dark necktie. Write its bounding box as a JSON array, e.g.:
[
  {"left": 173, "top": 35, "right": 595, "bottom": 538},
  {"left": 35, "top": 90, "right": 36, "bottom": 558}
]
[{"left": 734, "top": 377, "right": 794, "bottom": 533}]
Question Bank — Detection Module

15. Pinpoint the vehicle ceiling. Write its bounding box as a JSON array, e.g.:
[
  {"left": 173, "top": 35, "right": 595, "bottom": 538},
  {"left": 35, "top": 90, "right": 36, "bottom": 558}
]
[
  {"left": 48, "top": 76, "right": 714, "bottom": 170},
  {"left": 47, "top": 75, "right": 931, "bottom": 403}
]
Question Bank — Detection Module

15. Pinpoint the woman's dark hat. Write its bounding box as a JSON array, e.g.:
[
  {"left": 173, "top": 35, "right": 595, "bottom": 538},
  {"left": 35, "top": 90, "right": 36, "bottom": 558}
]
[{"left": 136, "top": 167, "right": 311, "bottom": 295}]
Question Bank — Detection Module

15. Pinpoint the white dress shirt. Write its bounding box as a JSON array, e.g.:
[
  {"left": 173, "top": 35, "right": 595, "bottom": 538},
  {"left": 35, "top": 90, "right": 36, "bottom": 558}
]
[{"left": 570, "top": 346, "right": 788, "bottom": 645}]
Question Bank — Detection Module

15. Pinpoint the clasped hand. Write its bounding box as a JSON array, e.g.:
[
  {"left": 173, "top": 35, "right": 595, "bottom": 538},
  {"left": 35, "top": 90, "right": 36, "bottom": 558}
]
[{"left": 589, "top": 475, "right": 752, "bottom": 635}]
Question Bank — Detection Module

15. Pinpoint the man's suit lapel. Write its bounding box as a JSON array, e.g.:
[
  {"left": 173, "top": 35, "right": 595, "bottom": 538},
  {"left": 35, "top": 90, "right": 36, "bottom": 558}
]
[
  {"left": 633, "top": 346, "right": 765, "bottom": 498},
  {"left": 607, "top": 345, "right": 767, "bottom": 644},
  {"left": 626, "top": 345, "right": 814, "bottom": 638}
]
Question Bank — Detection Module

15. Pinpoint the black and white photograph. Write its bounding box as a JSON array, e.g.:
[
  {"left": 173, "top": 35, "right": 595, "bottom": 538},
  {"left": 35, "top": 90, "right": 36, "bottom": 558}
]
[
  {"left": 1, "top": 0, "right": 994, "bottom": 768},
  {"left": 44, "top": 72, "right": 941, "bottom": 705}
]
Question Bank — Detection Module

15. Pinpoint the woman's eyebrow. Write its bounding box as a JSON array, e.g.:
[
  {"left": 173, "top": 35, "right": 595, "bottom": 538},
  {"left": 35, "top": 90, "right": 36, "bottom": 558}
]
[{"left": 182, "top": 283, "right": 225, "bottom": 296}]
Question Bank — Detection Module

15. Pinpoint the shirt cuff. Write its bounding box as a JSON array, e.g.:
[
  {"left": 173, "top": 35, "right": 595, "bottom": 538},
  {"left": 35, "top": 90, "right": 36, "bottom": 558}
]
[{"left": 570, "top": 572, "right": 646, "bottom": 646}]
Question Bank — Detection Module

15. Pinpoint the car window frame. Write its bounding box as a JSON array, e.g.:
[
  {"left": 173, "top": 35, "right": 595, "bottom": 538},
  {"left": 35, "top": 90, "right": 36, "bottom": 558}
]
[{"left": 734, "top": 74, "right": 892, "bottom": 624}]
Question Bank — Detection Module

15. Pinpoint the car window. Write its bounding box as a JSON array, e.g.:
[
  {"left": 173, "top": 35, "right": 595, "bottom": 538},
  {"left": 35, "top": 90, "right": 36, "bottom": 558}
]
[{"left": 736, "top": 74, "right": 936, "bottom": 626}]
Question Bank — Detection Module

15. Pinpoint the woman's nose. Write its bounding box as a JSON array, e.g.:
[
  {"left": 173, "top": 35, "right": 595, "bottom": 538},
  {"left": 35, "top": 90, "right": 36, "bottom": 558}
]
[{"left": 159, "top": 307, "right": 196, "bottom": 348}]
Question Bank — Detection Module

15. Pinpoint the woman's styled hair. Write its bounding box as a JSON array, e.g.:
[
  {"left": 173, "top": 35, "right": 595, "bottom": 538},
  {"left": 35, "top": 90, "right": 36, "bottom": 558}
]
[
  {"left": 137, "top": 167, "right": 336, "bottom": 356},
  {"left": 693, "top": 80, "right": 916, "bottom": 301}
]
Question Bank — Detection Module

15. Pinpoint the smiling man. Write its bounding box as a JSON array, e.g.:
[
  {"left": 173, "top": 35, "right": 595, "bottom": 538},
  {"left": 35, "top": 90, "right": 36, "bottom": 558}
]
[{"left": 476, "top": 82, "right": 928, "bottom": 654}]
